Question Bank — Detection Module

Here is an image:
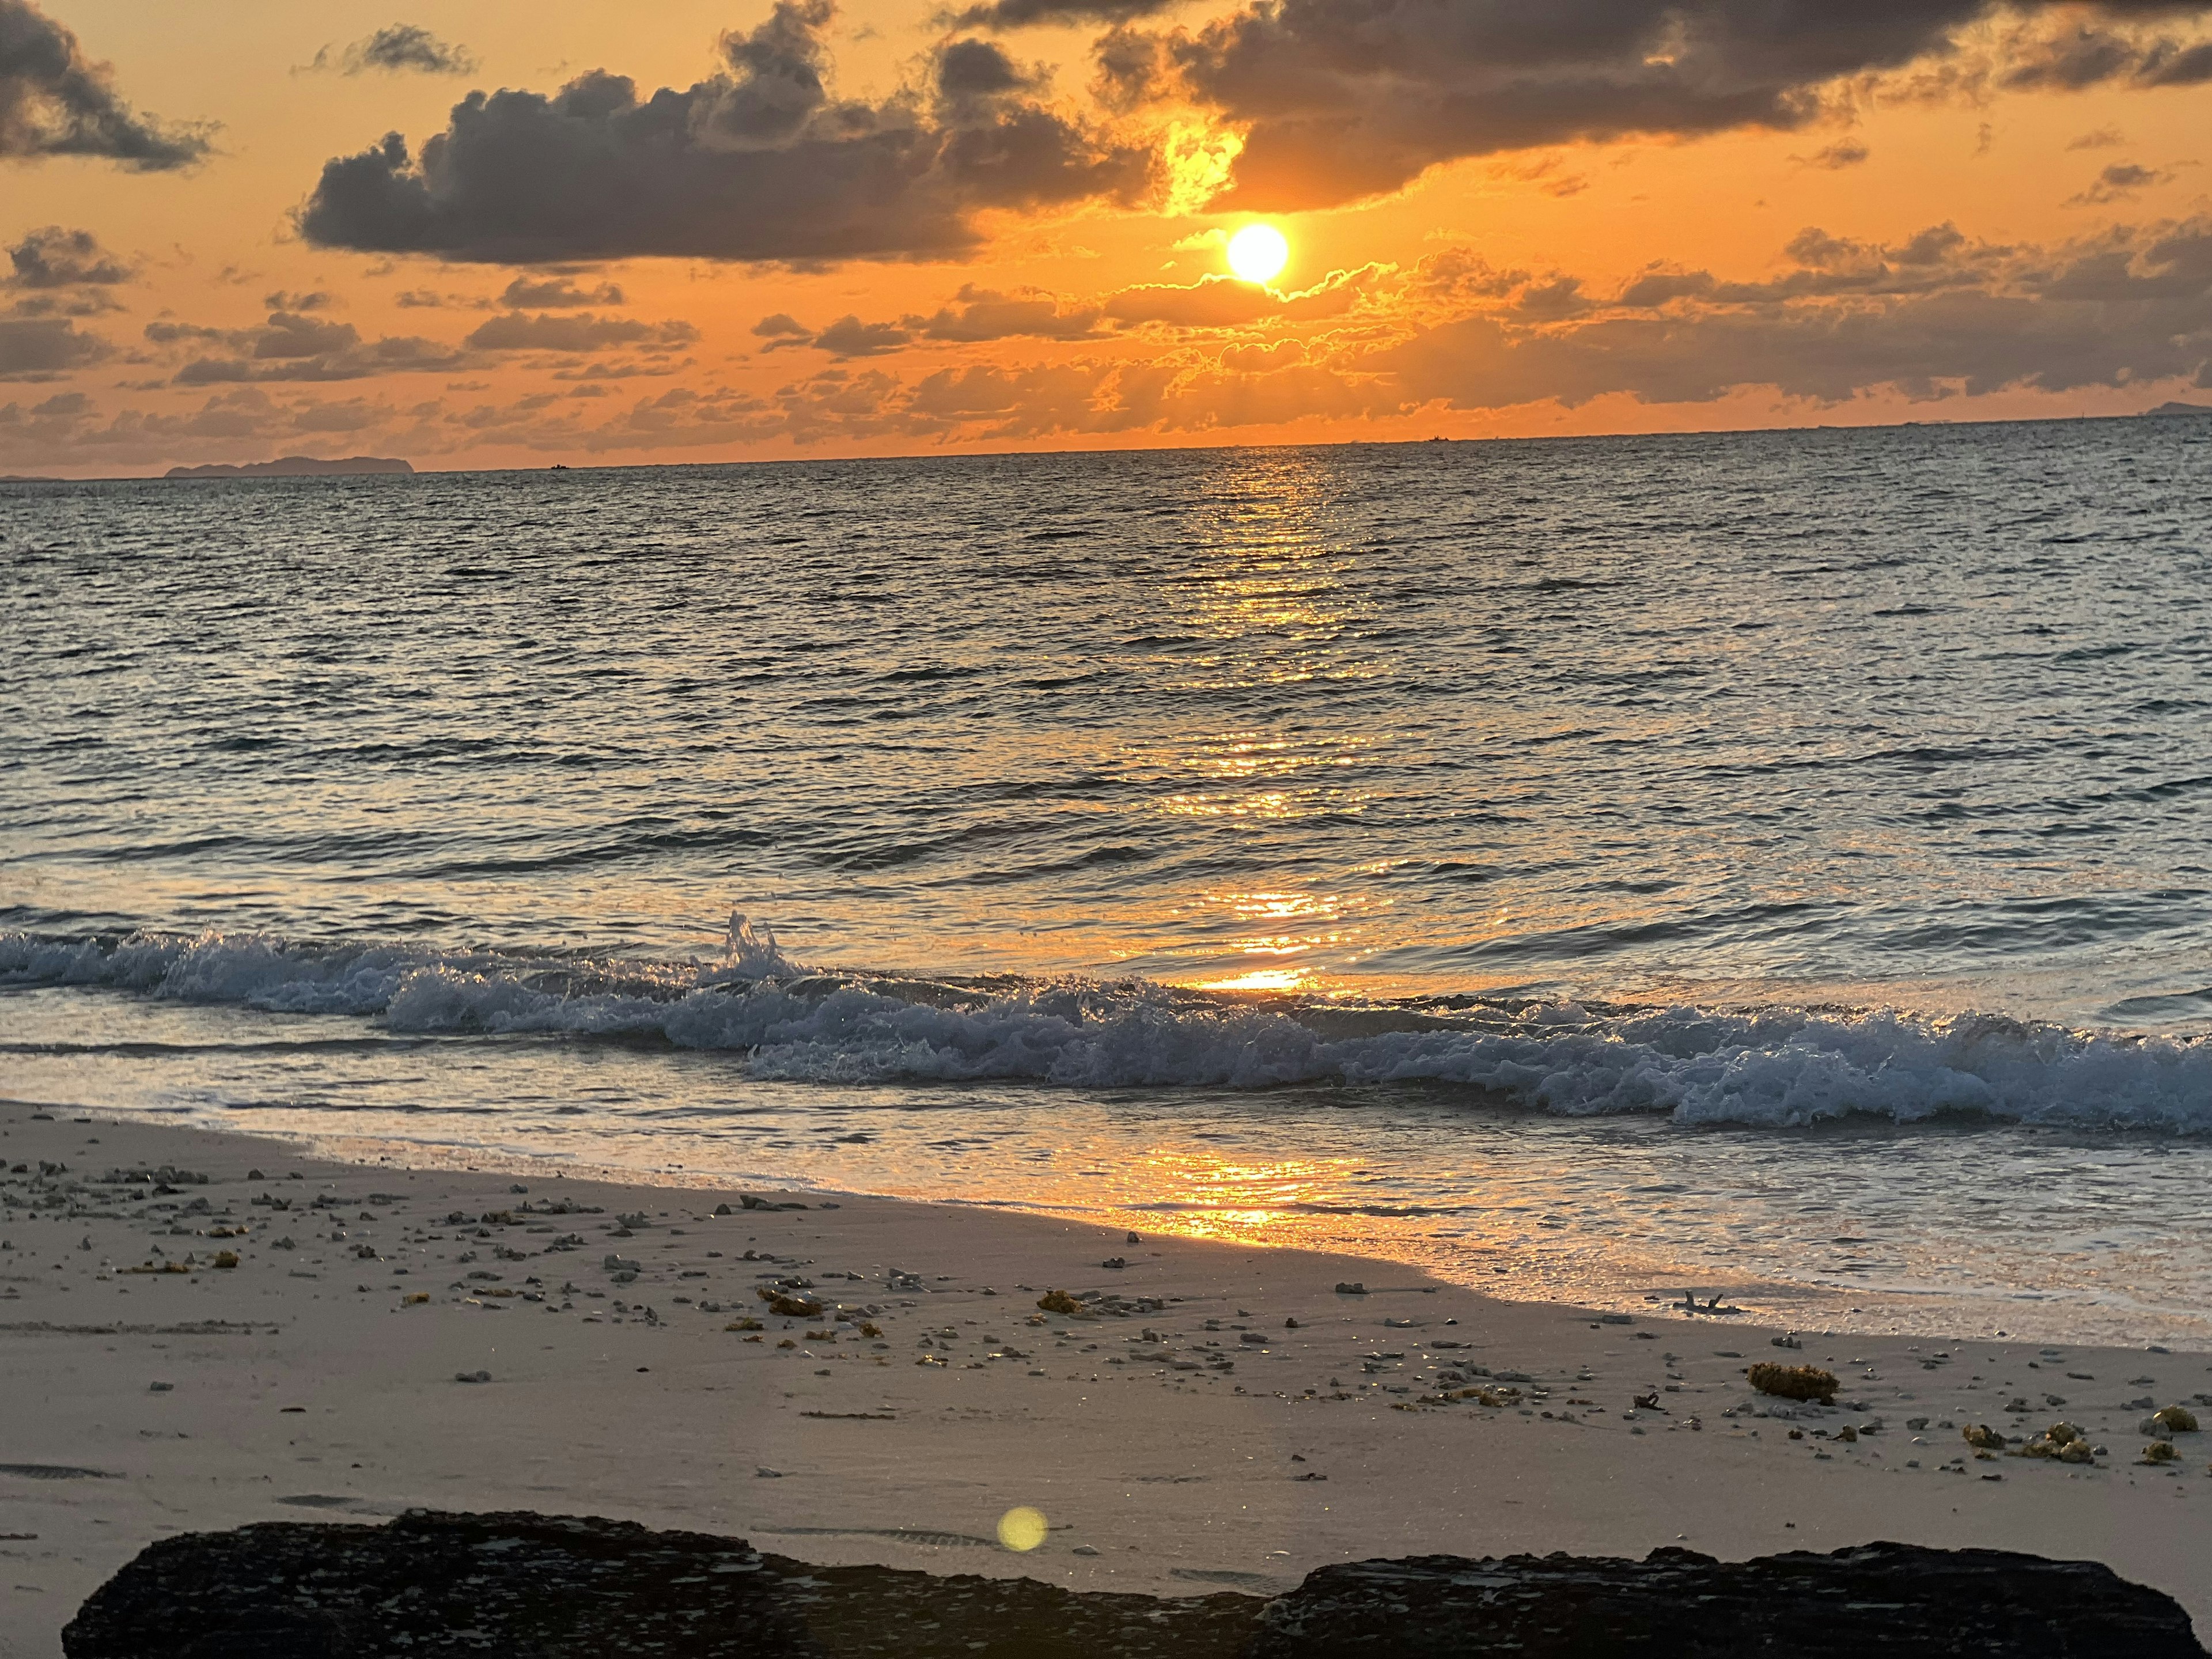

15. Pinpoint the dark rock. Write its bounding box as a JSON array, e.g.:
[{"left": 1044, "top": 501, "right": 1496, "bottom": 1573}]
[
  {"left": 64, "top": 1512, "right": 812, "bottom": 1658},
  {"left": 63, "top": 1514, "right": 2205, "bottom": 1659},
  {"left": 1243, "top": 1543, "right": 2206, "bottom": 1658},
  {"left": 775, "top": 1560, "right": 1259, "bottom": 1658},
  {"left": 62, "top": 1510, "right": 1261, "bottom": 1659}
]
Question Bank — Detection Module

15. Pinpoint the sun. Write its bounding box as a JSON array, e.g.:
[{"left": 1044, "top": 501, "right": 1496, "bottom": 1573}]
[{"left": 1226, "top": 223, "right": 1289, "bottom": 285}]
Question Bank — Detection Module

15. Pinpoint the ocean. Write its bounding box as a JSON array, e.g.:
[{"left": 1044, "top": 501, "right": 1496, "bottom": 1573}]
[{"left": 6, "top": 418, "right": 2211, "bottom": 1344}]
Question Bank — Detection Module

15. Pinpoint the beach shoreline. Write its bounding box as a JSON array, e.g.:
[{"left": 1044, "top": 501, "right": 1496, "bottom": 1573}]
[{"left": 3, "top": 1097, "right": 2208, "bottom": 1657}]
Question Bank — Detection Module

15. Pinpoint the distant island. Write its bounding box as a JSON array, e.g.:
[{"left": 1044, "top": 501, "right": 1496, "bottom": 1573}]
[
  {"left": 164, "top": 456, "right": 415, "bottom": 479},
  {"left": 2143, "top": 401, "right": 2212, "bottom": 418}
]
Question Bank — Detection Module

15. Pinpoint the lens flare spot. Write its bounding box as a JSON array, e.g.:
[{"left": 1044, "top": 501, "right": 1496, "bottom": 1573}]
[
  {"left": 997, "top": 1505, "right": 1050, "bottom": 1552},
  {"left": 1227, "top": 223, "right": 1289, "bottom": 285}
]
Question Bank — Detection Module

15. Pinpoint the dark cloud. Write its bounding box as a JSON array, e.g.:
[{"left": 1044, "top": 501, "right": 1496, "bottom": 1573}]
[
  {"left": 0, "top": 314, "right": 107, "bottom": 377},
  {"left": 934, "top": 38, "right": 1033, "bottom": 100},
  {"left": 300, "top": 1, "right": 1152, "bottom": 265},
  {"left": 1997, "top": 20, "right": 2212, "bottom": 91},
  {"left": 308, "top": 25, "right": 478, "bottom": 78},
  {"left": 1134, "top": 0, "right": 2212, "bottom": 210},
  {"left": 500, "top": 275, "right": 624, "bottom": 308},
  {"left": 946, "top": 0, "right": 1177, "bottom": 31},
  {"left": 2068, "top": 161, "right": 2173, "bottom": 204},
  {"left": 463, "top": 310, "right": 698, "bottom": 351},
  {"left": 262, "top": 289, "right": 335, "bottom": 312},
  {"left": 147, "top": 310, "right": 467, "bottom": 384},
  {"left": 0, "top": 0, "right": 211, "bottom": 168},
  {"left": 810, "top": 315, "right": 914, "bottom": 357},
  {"left": 7, "top": 225, "right": 132, "bottom": 287}
]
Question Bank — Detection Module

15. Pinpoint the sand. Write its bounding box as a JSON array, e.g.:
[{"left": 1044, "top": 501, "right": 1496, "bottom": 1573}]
[{"left": 2, "top": 1096, "right": 2209, "bottom": 1657}]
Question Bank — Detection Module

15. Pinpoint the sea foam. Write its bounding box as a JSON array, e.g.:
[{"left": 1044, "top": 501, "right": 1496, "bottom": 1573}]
[{"left": 5, "top": 929, "right": 2209, "bottom": 1131}]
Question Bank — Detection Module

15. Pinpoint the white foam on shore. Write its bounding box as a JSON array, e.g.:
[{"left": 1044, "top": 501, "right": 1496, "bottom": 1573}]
[{"left": 7, "top": 928, "right": 2210, "bottom": 1131}]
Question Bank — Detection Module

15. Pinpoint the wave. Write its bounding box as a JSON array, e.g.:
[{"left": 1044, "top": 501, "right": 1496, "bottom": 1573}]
[{"left": 5, "top": 926, "right": 2210, "bottom": 1132}]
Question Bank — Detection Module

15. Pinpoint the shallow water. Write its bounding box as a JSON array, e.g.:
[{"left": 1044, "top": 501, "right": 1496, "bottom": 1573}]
[{"left": 5, "top": 421, "right": 2211, "bottom": 1343}]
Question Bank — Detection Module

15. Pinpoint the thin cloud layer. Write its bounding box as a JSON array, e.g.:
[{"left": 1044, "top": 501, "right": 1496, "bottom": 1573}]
[
  {"left": 566, "top": 215, "right": 2212, "bottom": 443},
  {"left": 298, "top": 1, "right": 1151, "bottom": 264},
  {"left": 1126, "top": 0, "right": 2212, "bottom": 210},
  {"left": 0, "top": 0, "right": 210, "bottom": 168},
  {"left": 464, "top": 311, "right": 698, "bottom": 351},
  {"left": 146, "top": 311, "right": 466, "bottom": 385},
  {"left": 1384, "top": 217, "right": 2212, "bottom": 410}
]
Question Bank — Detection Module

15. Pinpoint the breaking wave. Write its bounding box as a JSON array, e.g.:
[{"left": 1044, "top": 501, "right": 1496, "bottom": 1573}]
[{"left": 5, "top": 926, "right": 2210, "bottom": 1132}]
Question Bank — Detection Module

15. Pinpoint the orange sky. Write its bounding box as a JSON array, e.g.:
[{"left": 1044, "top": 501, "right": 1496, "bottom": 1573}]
[{"left": 3, "top": 0, "right": 2210, "bottom": 475}]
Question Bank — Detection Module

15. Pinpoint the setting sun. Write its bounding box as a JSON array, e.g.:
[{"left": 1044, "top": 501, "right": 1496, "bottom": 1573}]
[{"left": 1226, "top": 222, "right": 1290, "bottom": 285}]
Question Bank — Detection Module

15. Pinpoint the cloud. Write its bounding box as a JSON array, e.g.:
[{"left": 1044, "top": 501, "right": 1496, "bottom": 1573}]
[
  {"left": 913, "top": 283, "right": 1102, "bottom": 339},
  {"left": 759, "top": 284, "right": 1104, "bottom": 355},
  {"left": 2067, "top": 160, "right": 2173, "bottom": 204},
  {"left": 0, "top": 315, "right": 106, "bottom": 377},
  {"left": 262, "top": 289, "right": 335, "bottom": 312},
  {"left": 0, "top": 384, "right": 449, "bottom": 470},
  {"left": 299, "top": 2, "right": 1152, "bottom": 265},
  {"left": 1126, "top": 0, "right": 2212, "bottom": 211},
  {"left": 0, "top": 0, "right": 212, "bottom": 168},
  {"left": 809, "top": 315, "right": 914, "bottom": 357},
  {"left": 499, "top": 275, "right": 624, "bottom": 308},
  {"left": 605, "top": 214, "right": 2212, "bottom": 449},
  {"left": 2068, "top": 126, "right": 2127, "bottom": 150},
  {"left": 463, "top": 310, "right": 698, "bottom": 351},
  {"left": 8, "top": 224, "right": 134, "bottom": 287},
  {"left": 1103, "top": 265, "right": 1382, "bottom": 327},
  {"left": 1381, "top": 216, "right": 2212, "bottom": 410},
  {"left": 1796, "top": 140, "right": 1872, "bottom": 170},
  {"left": 305, "top": 25, "right": 478, "bottom": 78},
  {"left": 1994, "top": 18, "right": 2212, "bottom": 92},
  {"left": 146, "top": 310, "right": 467, "bottom": 384},
  {"left": 946, "top": 0, "right": 1179, "bottom": 31}
]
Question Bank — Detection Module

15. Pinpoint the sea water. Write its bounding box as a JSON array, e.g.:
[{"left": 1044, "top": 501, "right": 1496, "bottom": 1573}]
[{"left": 5, "top": 421, "right": 2211, "bottom": 1343}]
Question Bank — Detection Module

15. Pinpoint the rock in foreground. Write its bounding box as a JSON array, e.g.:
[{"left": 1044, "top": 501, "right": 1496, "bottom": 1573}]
[
  {"left": 63, "top": 1512, "right": 2204, "bottom": 1658},
  {"left": 1247, "top": 1543, "right": 2206, "bottom": 1658},
  {"left": 61, "top": 1510, "right": 1259, "bottom": 1659}
]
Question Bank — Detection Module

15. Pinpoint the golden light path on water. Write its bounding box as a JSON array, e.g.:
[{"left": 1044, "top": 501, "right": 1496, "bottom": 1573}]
[{"left": 13, "top": 430, "right": 2212, "bottom": 1361}]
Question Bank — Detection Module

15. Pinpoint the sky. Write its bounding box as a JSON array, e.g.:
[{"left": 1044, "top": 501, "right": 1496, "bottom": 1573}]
[{"left": 2, "top": 0, "right": 2210, "bottom": 475}]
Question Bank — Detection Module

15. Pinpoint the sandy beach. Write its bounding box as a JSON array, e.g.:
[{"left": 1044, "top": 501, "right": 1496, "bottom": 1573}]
[{"left": 1, "top": 1097, "right": 2206, "bottom": 1656}]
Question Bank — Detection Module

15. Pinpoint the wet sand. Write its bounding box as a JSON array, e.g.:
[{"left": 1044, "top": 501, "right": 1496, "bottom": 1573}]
[{"left": 3, "top": 1097, "right": 2208, "bottom": 1657}]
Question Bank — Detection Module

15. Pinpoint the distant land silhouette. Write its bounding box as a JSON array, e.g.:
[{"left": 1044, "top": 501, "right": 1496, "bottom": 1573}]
[
  {"left": 2143, "top": 401, "right": 2212, "bottom": 417},
  {"left": 164, "top": 456, "right": 414, "bottom": 479}
]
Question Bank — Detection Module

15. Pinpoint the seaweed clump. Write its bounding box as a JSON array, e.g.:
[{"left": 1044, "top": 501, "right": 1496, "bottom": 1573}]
[{"left": 1747, "top": 1363, "right": 1838, "bottom": 1403}]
